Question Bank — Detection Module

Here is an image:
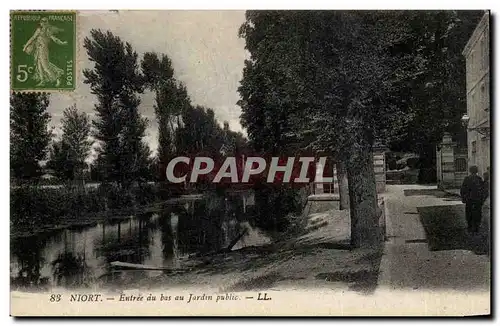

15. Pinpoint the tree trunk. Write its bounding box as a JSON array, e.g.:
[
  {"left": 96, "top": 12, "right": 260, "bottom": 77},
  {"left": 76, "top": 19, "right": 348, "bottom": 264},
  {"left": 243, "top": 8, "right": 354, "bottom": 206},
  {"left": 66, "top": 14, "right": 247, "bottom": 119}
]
[
  {"left": 337, "top": 161, "right": 349, "bottom": 210},
  {"left": 346, "top": 138, "right": 380, "bottom": 249}
]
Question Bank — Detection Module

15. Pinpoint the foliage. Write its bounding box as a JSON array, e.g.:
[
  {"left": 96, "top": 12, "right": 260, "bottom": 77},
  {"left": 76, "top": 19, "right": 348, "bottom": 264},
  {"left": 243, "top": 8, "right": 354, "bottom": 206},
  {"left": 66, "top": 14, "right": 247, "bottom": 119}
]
[
  {"left": 237, "top": 10, "right": 486, "bottom": 244},
  {"left": 239, "top": 11, "right": 484, "bottom": 159},
  {"left": 142, "top": 52, "right": 189, "bottom": 164},
  {"left": 175, "top": 105, "right": 224, "bottom": 155},
  {"left": 51, "top": 252, "right": 94, "bottom": 288},
  {"left": 11, "top": 186, "right": 103, "bottom": 230},
  {"left": 46, "top": 105, "right": 92, "bottom": 182},
  {"left": 83, "top": 29, "right": 151, "bottom": 188},
  {"left": 389, "top": 11, "right": 484, "bottom": 151},
  {"left": 387, "top": 11, "right": 484, "bottom": 182},
  {"left": 238, "top": 11, "right": 418, "bottom": 247},
  {"left": 10, "top": 184, "right": 159, "bottom": 232},
  {"left": 239, "top": 11, "right": 416, "bottom": 156},
  {"left": 174, "top": 105, "right": 250, "bottom": 191},
  {"left": 10, "top": 92, "right": 52, "bottom": 181},
  {"left": 46, "top": 140, "right": 74, "bottom": 181},
  {"left": 141, "top": 51, "right": 250, "bottom": 182},
  {"left": 251, "top": 184, "right": 304, "bottom": 232}
]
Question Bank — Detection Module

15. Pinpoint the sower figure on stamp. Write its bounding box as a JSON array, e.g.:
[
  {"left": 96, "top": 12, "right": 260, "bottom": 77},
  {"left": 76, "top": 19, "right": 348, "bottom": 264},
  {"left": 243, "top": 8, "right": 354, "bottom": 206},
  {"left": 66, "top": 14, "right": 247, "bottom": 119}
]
[
  {"left": 460, "top": 165, "right": 485, "bottom": 234},
  {"left": 23, "top": 17, "right": 67, "bottom": 87}
]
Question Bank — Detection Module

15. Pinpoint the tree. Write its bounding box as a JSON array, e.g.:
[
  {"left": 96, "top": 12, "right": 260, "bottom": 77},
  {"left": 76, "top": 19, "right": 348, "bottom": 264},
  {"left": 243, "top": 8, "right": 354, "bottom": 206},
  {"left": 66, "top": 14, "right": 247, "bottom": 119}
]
[
  {"left": 47, "top": 139, "right": 74, "bottom": 181},
  {"left": 175, "top": 105, "right": 228, "bottom": 156},
  {"left": 222, "top": 120, "right": 249, "bottom": 156},
  {"left": 386, "top": 11, "right": 484, "bottom": 182},
  {"left": 239, "top": 11, "right": 415, "bottom": 248},
  {"left": 46, "top": 105, "right": 92, "bottom": 184},
  {"left": 83, "top": 29, "right": 149, "bottom": 189},
  {"left": 10, "top": 92, "right": 52, "bottom": 182},
  {"left": 118, "top": 94, "right": 150, "bottom": 188},
  {"left": 238, "top": 11, "right": 486, "bottom": 246},
  {"left": 141, "top": 52, "right": 188, "bottom": 166}
]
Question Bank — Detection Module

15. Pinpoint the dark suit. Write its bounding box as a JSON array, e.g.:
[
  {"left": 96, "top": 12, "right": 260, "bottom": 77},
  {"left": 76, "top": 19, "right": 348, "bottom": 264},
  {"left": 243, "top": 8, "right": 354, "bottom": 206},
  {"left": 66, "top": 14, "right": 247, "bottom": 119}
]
[{"left": 460, "top": 174, "right": 485, "bottom": 233}]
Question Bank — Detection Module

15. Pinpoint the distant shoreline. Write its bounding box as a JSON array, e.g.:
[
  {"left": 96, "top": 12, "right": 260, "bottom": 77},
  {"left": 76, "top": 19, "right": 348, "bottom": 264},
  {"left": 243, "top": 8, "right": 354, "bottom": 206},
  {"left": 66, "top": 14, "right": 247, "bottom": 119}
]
[{"left": 10, "top": 199, "right": 179, "bottom": 240}]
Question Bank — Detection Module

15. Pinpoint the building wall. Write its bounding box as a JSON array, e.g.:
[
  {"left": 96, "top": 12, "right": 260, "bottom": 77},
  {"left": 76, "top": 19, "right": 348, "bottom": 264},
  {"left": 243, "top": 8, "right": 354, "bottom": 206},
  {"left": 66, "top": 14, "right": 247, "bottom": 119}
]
[{"left": 463, "top": 12, "right": 490, "bottom": 176}]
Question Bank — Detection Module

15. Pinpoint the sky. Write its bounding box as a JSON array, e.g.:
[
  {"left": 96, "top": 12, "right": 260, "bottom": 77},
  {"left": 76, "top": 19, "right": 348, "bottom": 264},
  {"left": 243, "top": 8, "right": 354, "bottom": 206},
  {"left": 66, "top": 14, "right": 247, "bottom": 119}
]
[{"left": 48, "top": 10, "right": 248, "bottom": 161}]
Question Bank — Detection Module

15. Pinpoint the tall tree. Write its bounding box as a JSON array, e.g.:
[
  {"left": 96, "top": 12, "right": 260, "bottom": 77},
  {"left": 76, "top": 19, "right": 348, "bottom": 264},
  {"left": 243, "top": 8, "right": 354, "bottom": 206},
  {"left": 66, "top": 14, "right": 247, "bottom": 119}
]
[
  {"left": 387, "top": 11, "right": 484, "bottom": 182},
  {"left": 10, "top": 92, "right": 52, "bottom": 182},
  {"left": 141, "top": 52, "right": 186, "bottom": 166},
  {"left": 175, "top": 105, "right": 226, "bottom": 156},
  {"left": 46, "top": 105, "right": 92, "bottom": 184},
  {"left": 170, "top": 83, "right": 194, "bottom": 155},
  {"left": 83, "top": 29, "right": 148, "bottom": 189},
  {"left": 239, "top": 11, "right": 413, "bottom": 248},
  {"left": 47, "top": 140, "right": 73, "bottom": 181}
]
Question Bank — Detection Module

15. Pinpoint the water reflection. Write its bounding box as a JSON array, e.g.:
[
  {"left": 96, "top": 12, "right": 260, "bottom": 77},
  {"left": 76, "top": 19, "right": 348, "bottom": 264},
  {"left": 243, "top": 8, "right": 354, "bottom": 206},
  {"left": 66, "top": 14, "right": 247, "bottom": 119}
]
[
  {"left": 10, "top": 234, "right": 50, "bottom": 289},
  {"left": 51, "top": 252, "right": 94, "bottom": 288},
  {"left": 10, "top": 192, "right": 270, "bottom": 290}
]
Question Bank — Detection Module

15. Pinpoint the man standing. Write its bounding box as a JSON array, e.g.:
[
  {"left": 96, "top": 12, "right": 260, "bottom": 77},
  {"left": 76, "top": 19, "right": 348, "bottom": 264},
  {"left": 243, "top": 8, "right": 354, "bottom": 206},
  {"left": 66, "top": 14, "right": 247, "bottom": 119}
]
[{"left": 460, "top": 165, "right": 485, "bottom": 234}]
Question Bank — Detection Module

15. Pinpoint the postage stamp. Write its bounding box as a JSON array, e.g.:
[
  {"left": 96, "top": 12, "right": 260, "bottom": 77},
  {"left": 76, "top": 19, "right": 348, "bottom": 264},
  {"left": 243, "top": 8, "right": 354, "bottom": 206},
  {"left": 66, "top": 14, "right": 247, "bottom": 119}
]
[{"left": 10, "top": 11, "right": 76, "bottom": 91}]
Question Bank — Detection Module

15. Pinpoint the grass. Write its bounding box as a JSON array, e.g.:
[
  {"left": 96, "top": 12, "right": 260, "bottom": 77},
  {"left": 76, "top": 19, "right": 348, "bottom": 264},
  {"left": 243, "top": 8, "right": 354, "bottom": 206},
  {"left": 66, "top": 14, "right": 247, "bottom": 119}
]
[
  {"left": 417, "top": 205, "right": 489, "bottom": 254},
  {"left": 404, "top": 189, "right": 455, "bottom": 197}
]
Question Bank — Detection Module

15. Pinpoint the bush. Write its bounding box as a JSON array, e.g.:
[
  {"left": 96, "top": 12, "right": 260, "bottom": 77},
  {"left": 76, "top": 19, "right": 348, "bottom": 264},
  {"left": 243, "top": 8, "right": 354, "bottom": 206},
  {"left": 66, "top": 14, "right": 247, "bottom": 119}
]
[
  {"left": 10, "top": 183, "right": 160, "bottom": 232},
  {"left": 251, "top": 184, "right": 304, "bottom": 232},
  {"left": 10, "top": 186, "right": 105, "bottom": 230},
  {"left": 133, "top": 183, "right": 158, "bottom": 206}
]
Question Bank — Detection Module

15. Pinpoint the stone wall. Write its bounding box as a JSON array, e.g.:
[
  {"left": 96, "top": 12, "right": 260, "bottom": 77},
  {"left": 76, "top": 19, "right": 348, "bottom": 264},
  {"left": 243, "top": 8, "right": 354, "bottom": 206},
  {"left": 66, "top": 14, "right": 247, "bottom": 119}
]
[{"left": 373, "top": 145, "right": 387, "bottom": 193}]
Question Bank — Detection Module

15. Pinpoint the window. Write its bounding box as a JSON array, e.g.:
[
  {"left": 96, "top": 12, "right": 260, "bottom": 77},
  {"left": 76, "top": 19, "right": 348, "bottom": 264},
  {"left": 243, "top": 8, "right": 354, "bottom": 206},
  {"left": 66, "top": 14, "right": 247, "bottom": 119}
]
[
  {"left": 455, "top": 158, "right": 467, "bottom": 172},
  {"left": 472, "top": 141, "right": 477, "bottom": 153},
  {"left": 323, "top": 183, "right": 334, "bottom": 194}
]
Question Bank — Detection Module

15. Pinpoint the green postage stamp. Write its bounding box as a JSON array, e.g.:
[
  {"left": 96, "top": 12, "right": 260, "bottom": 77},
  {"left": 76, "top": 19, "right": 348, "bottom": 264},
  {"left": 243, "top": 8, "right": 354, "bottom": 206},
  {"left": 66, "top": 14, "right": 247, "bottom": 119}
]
[{"left": 10, "top": 11, "right": 76, "bottom": 91}]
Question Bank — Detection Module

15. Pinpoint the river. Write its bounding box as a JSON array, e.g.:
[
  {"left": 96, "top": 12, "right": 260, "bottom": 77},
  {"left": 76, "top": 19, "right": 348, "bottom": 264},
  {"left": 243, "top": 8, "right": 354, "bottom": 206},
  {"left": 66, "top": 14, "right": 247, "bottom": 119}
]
[{"left": 10, "top": 191, "right": 272, "bottom": 290}]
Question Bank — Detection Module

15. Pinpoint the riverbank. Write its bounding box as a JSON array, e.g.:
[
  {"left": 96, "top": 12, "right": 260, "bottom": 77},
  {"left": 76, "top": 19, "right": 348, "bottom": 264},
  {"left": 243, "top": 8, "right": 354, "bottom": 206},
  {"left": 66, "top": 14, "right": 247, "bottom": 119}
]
[
  {"left": 11, "top": 203, "right": 154, "bottom": 239},
  {"left": 10, "top": 183, "right": 158, "bottom": 235},
  {"left": 10, "top": 195, "right": 210, "bottom": 239},
  {"left": 101, "top": 207, "right": 384, "bottom": 295}
]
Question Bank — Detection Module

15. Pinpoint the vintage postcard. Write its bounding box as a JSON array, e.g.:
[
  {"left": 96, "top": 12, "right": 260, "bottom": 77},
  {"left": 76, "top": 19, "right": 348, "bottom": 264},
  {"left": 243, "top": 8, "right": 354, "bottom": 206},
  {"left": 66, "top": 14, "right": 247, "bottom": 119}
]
[{"left": 9, "top": 10, "right": 491, "bottom": 317}]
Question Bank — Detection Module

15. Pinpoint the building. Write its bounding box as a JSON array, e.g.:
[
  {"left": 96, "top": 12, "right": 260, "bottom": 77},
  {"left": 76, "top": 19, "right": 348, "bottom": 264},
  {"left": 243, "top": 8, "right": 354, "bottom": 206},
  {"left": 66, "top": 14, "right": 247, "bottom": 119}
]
[{"left": 462, "top": 12, "right": 490, "bottom": 176}]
